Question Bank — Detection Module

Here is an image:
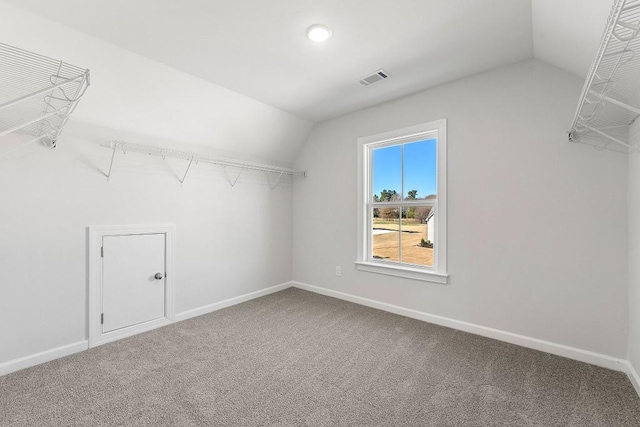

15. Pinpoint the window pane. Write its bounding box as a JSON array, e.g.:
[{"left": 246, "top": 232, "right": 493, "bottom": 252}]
[
  {"left": 372, "top": 207, "right": 399, "bottom": 262},
  {"left": 372, "top": 145, "right": 401, "bottom": 202},
  {"left": 403, "top": 138, "right": 437, "bottom": 201},
  {"left": 401, "top": 207, "right": 434, "bottom": 267}
]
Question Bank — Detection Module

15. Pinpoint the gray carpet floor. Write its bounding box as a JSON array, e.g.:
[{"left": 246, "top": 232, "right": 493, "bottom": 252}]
[{"left": 1, "top": 288, "right": 640, "bottom": 426}]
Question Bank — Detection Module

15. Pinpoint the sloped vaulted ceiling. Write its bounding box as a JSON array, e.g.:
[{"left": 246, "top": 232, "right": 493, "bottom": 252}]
[
  {"left": 532, "top": 0, "right": 616, "bottom": 79},
  {"left": 1, "top": 0, "right": 536, "bottom": 122}
]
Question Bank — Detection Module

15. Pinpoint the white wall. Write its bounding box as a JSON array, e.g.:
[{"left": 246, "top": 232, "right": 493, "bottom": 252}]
[
  {"left": 292, "top": 59, "right": 629, "bottom": 358},
  {"left": 0, "top": 3, "right": 302, "bottom": 365},
  {"left": 0, "top": 138, "right": 294, "bottom": 364},
  {"left": 628, "top": 119, "right": 640, "bottom": 371}
]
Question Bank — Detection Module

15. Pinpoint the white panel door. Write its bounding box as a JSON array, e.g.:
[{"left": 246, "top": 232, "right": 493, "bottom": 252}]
[{"left": 102, "top": 233, "right": 166, "bottom": 333}]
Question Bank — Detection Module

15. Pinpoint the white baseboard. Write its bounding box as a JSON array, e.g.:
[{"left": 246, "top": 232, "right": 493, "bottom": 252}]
[
  {"left": 292, "top": 281, "right": 628, "bottom": 373},
  {"left": 3, "top": 281, "right": 638, "bottom": 399},
  {"left": 624, "top": 361, "right": 640, "bottom": 397},
  {"left": 0, "top": 341, "right": 88, "bottom": 377},
  {"left": 1, "top": 282, "right": 293, "bottom": 377},
  {"left": 175, "top": 281, "right": 293, "bottom": 322}
]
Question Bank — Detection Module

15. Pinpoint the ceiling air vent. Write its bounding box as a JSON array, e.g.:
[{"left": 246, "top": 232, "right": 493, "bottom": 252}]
[{"left": 359, "top": 69, "right": 390, "bottom": 86}]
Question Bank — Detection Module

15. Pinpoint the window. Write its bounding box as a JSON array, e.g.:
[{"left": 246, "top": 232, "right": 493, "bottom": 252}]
[{"left": 356, "top": 119, "right": 447, "bottom": 283}]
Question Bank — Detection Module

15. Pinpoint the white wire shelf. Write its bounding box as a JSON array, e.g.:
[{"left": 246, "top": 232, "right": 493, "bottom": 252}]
[
  {"left": 0, "top": 43, "right": 90, "bottom": 148},
  {"left": 569, "top": 0, "right": 640, "bottom": 152},
  {"left": 104, "top": 141, "right": 306, "bottom": 188}
]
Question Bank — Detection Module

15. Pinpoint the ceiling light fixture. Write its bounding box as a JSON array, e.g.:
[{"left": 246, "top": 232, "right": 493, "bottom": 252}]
[{"left": 307, "top": 24, "right": 332, "bottom": 42}]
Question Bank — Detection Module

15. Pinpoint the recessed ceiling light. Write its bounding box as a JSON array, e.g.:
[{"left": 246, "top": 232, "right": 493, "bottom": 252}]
[{"left": 307, "top": 24, "right": 332, "bottom": 42}]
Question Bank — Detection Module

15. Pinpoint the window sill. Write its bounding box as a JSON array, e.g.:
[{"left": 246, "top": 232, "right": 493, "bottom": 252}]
[{"left": 354, "top": 261, "right": 448, "bottom": 284}]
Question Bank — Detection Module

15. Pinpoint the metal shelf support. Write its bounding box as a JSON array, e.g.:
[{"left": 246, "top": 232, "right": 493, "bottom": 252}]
[
  {"left": 0, "top": 43, "right": 90, "bottom": 149},
  {"left": 103, "top": 141, "right": 305, "bottom": 188},
  {"left": 589, "top": 91, "right": 640, "bottom": 115},
  {"left": 569, "top": 0, "right": 640, "bottom": 152},
  {"left": 222, "top": 166, "right": 244, "bottom": 188},
  {"left": 179, "top": 157, "right": 195, "bottom": 185}
]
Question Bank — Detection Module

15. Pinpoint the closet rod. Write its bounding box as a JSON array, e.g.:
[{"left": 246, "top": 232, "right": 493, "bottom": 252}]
[{"left": 104, "top": 141, "right": 306, "bottom": 181}]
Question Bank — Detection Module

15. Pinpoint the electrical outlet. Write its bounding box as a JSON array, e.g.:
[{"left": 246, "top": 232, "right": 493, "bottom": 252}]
[{"left": 335, "top": 266, "right": 342, "bottom": 277}]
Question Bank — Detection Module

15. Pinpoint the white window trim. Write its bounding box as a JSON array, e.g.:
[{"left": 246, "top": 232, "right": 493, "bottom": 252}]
[{"left": 355, "top": 119, "right": 448, "bottom": 284}]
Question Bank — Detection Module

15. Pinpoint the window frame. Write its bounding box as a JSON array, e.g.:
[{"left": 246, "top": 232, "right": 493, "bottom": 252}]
[{"left": 355, "top": 119, "right": 448, "bottom": 284}]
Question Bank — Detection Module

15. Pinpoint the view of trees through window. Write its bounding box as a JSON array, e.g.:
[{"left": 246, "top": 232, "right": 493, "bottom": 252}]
[{"left": 371, "top": 138, "right": 436, "bottom": 267}]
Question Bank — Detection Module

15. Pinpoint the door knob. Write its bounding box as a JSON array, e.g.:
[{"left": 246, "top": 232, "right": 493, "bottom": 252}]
[{"left": 154, "top": 273, "right": 164, "bottom": 280}]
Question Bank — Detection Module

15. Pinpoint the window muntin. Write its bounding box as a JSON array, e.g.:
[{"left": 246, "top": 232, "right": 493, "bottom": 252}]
[
  {"left": 357, "top": 119, "right": 447, "bottom": 283},
  {"left": 369, "top": 138, "right": 437, "bottom": 268}
]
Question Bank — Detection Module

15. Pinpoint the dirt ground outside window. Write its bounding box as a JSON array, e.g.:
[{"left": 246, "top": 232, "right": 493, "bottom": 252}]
[{"left": 372, "top": 219, "right": 434, "bottom": 267}]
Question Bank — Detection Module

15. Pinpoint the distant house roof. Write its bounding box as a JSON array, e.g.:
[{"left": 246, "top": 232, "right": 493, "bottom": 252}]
[{"left": 426, "top": 208, "right": 435, "bottom": 223}]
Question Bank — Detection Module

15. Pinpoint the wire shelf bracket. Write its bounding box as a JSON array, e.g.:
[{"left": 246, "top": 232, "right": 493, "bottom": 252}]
[
  {"left": 568, "top": 0, "right": 640, "bottom": 152},
  {"left": 179, "top": 156, "right": 196, "bottom": 185},
  {"left": 0, "top": 43, "right": 90, "bottom": 149},
  {"left": 265, "top": 170, "right": 286, "bottom": 190},
  {"left": 103, "top": 141, "right": 306, "bottom": 188},
  {"left": 222, "top": 165, "right": 245, "bottom": 188}
]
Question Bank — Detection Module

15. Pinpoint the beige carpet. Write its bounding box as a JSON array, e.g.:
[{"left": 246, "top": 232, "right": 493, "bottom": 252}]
[{"left": 1, "top": 287, "right": 639, "bottom": 426}]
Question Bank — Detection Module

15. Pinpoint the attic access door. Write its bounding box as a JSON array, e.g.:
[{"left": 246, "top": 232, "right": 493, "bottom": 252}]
[
  {"left": 102, "top": 233, "right": 165, "bottom": 333},
  {"left": 89, "top": 224, "right": 175, "bottom": 348}
]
